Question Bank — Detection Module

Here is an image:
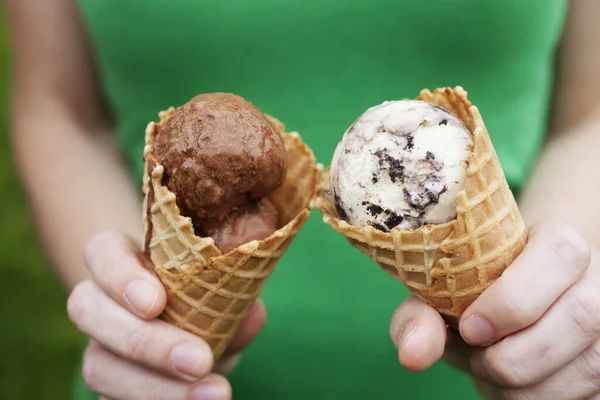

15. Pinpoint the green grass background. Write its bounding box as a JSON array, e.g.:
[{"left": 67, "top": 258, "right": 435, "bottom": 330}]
[{"left": 0, "top": 12, "right": 82, "bottom": 400}]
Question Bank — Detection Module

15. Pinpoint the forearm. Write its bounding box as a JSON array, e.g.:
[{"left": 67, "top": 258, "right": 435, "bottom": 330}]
[
  {"left": 12, "top": 101, "right": 142, "bottom": 291},
  {"left": 518, "top": 112, "right": 600, "bottom": 248}
]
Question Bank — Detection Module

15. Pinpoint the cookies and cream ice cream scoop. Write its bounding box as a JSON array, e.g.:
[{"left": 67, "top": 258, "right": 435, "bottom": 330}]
[
  {"left": 330, "top": 100, "right": 473, "bottom": 231},
  {"left": 317, "top": 87, "right": 528, "bottom": 325}
]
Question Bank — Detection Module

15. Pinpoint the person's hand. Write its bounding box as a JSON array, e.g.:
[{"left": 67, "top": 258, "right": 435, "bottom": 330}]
[
  {"left": 389, "top": 220, "right": 600, "bottom": 400},
  {"left": 67, "top": 232, "right": 266, "bottom": 400}
]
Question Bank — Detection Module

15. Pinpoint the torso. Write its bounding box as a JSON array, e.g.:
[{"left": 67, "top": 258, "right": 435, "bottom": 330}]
[{"left": 77, "top": 0, "right": 566, "bottom": 398}]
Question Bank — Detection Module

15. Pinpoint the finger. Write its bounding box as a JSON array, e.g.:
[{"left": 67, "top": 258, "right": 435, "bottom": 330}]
[
  {"left": 213, "top": 353, "right": 243, "bottom": 376},
  {"left": 82, "top": 341, "right": 231, "bottom": 400},
  {"left": 213, "top": 299, "right": 267, "bottom": 376},
  {"left": 390, "top": 296, "right": 447, "bottom": 371},
  {"left": 470, "top": 263, "right": 600, "bottom": 388},
  {"left": 68, "top": 280, "right": 213, "bottom": 380},
  {"left": 472, "top": 380, "right": 495, "bottom": 399},
  {"left": 460, "top": 220, "right": 591, "bottom": 346},
  {"left": 84, "top": 231, "right": 166, "bottom": 319},
  {"left": 442, "top": 328, "right": 476, "bottom": 373},
  {"left": 226, "top": 299, "right": 267, "bottom": 354},
  {"left": 486, "top": 339, "right": 600, "bottom": 400}
]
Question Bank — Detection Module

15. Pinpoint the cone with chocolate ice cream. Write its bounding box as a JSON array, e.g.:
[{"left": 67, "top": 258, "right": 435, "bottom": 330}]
[
  {"left": 142, "top": 94, "right": 320, "bottom": 360},
  {"left": 317, "top": 86, "right": 528, "bottom": 325}
]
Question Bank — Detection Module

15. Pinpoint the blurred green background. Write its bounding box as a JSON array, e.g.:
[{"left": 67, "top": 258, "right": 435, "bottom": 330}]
[{"left": 0, "top": 12, "right": 81, "bottom": 400}]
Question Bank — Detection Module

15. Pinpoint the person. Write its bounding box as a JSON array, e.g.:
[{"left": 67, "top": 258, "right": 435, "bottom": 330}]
[{"left": 6, "top": 0, "right": 600, "bottom": 399}]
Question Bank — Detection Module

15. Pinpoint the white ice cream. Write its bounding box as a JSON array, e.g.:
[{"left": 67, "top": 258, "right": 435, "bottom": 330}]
[{"left": 329, "top": 100, "right": 473, "bottom": 231}]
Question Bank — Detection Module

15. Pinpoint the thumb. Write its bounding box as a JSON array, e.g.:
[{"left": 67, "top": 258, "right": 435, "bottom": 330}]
[{"left": 390, "top": 296, "right": 447, "bottom": 372}]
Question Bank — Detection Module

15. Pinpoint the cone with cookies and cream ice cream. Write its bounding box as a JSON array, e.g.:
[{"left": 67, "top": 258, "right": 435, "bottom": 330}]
[
  {"left": 317, "top": 86, "right": 528, "bottom": 325},
  {"left": 142, "top": 93, "right": 320, "bottom": 360}
]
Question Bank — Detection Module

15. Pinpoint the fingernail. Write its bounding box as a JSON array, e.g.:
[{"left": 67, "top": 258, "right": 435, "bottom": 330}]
[
  {"left": 213, "top": 352, "right": 242, "bottom": 375},
  {"left": 124, "top": 280, "right": 159, "bottom": 316},
  {"left": 461, "top": 315, "right": 495, "bottom": 346},
  {"left": 190, "top": 380, "right": 230, "bottom": 400},
  {"left": 171, "top": 343, "right": 211, "bottom": 380}
]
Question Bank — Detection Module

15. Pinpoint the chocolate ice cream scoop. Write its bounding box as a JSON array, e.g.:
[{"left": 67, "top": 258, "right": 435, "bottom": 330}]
[
  {"left": 211, "top": 198, "right": 279, "bottom": 253},
  {"left": 153, "top": 93, "right": 287, "bottom": 237}
]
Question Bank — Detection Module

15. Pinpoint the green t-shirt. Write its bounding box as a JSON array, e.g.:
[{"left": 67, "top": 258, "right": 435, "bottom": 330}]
[{"left": 75, "top": 0, "right": 566, "bottom": 399}]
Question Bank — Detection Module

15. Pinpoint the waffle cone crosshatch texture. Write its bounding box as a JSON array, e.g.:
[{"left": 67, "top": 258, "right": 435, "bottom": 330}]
[
  {"left": 142, "top": 108, "right": 321, "bottom": 360},
  {"left": 317, "top": 86, "right": 529, "bottom": 325}
]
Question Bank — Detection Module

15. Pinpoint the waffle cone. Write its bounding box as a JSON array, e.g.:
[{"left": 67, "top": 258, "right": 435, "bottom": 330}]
[
  {"left": 317, "top": 86, "right": 528, "bottom": 325},
  {"left": 142, "top": 108, "right": 320, "bottom": 360}
]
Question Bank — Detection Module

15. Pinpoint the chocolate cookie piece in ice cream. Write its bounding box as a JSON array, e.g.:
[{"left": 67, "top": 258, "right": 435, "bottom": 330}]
[
  {"left": 153, "top": 93, "right": 287, "bottom": 237},
  {"left": 330, "top": 100, "right": 473, "bottom": 231}
]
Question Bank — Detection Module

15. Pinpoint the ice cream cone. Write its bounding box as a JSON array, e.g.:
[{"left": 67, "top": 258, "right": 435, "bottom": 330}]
[
  {"left": 142, "top": 109, "right": 321, "bottom": 360},
  {"left": 316, "top": 86, "right": 528, "bottom": 325}
]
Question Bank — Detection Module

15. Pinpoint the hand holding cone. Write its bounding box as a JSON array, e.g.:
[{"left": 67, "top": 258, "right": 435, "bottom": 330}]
[{"left": 142, "top": 106, "right": 320, "bottom": 361}]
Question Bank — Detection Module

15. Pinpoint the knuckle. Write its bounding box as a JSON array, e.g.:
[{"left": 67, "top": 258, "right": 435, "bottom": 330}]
[
  {"left": 544, "top": 221, "right": 591, "bottom": 270},
  {"left": 579, "top": 342, "right": 600, "bottom": 385},
  {"left": 124, "top": 323, "right": 154, "bottom": 361},
  {"left": 484, "top": 345, "right": 534, "bottom": 387},
  {"left": 569, "top": 288, "right": 600, "bottom": 336},
  {"left": 156, "top": 380, "right": 193, "bottom": 400},
  {"left": 499, "top": 288, "right": 538, "bottom": 328},
  {"left": 82, "top": 343, "right": 105, "bottom": 393},
  {"left": 84, "top": 231, "right": 122, "bottom": 267},
  {"left": 145, "top": 384, "right": 181, "bottom": 400}
]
